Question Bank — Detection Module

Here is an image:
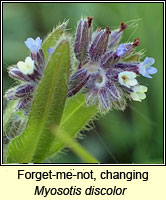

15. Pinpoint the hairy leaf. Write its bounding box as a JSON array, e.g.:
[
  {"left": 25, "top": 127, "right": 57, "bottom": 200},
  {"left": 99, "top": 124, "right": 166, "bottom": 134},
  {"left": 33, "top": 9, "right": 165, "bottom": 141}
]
[
  {"left": 6, "top": 40, "right": 70, "bottom": 163},
  {"left": 3, "top": 23, "right": 66, "bottom": 134},
  {"left": 46, "top": 93, "right": 98, "bottom": 159},
  {"left": 42, "top": 22, "right": 67, "bottom": 61}
]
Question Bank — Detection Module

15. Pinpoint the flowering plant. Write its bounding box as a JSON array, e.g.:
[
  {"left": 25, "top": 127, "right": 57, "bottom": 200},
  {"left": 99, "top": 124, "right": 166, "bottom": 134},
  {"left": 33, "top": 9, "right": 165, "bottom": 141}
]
[{"left": 3, "top": 17, "right": 157, "bottom": 163}]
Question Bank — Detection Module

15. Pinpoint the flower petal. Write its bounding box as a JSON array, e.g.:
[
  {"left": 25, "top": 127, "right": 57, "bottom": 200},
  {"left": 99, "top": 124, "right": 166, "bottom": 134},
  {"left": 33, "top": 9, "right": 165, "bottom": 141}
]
[
  {"left": 139, "top": 57, "right": 157, "bottom": 78},
  {"left": 17, "top": 61, "right": 26, "bottom": 73},
  {"left": 143, "top": 73, "right": 152, "bottom": 78},
  {"left": 138, "top": 85, "right": 148, "bottom": 93},
  {"left": 24, "top": 37, "right": 42, "bottom": 53},
  {"left": 126, "top": 79, "right": 138, "bottom": 86},
  {"left": 139, "top": 64, "right": 146, "bottom": 76},
  {"left": 116, "top": 44, "right": 127, "bottom": 56},
  {"left": 144, "top": 57, "right": 155, "bottom": 65},
  {"left": 130, "top": 92, "right": 141, "bottom": 101},
  {"left": 25, "top": 56, "right": 34, "bottom": 65},
  {"left": 146, "top": 66, "right": 158, "bottom": 74},
  {"left": 139, "top": 92, "right": 146, "bottom": 100}
]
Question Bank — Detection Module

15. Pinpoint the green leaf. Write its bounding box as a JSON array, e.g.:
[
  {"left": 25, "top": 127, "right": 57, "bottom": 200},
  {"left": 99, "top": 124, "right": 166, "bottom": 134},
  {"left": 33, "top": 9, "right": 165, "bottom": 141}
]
[
  {"left": 42, "top": 22, "right": 67, "bottom": 61},
  {"left": 6, "top": 39, "right": 70, "bottom": 163},
  {"left": 46, "top": 93, "right": 98, "bottom": 159}
]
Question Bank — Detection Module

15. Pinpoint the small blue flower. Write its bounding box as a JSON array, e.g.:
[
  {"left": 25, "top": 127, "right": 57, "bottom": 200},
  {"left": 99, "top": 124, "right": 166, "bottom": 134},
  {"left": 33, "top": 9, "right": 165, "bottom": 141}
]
[
  {"left": 116, "top": 44, "right": 127, "bottom": 56},
  {"left": 139, "top": 57, "right": 157, "bottom": 78},
  {"left": 24, "top": 37, "right": 42, "bottom": 53},
  {"left": 47, "top": 48, "right": 55, "bottom": 54}
]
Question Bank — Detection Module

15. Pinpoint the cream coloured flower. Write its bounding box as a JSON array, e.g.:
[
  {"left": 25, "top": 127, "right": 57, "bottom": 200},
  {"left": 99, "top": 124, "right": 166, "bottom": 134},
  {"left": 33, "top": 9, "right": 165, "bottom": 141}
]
[
  {"left": 17, "top": 57, "right": 35, "bottom": 75},
  {"left": 118, "top": 71, "right": 138, "bottom": 88},
  {"left": 130, "top": 85, "right": 148, "bottom": 102}
]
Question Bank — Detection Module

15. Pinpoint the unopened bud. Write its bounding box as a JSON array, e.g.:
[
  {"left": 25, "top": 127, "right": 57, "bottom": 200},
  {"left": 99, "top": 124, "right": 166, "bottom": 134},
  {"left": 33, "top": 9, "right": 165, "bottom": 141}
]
[
  {"left": 89, "top": 27, "right": 111, "bottom": 61},
  {"left": 108, "top": 22, "right": 128, "bottom": 49},
  {"left": 74, "top": 19, "right": 92, "bottom": 63}
]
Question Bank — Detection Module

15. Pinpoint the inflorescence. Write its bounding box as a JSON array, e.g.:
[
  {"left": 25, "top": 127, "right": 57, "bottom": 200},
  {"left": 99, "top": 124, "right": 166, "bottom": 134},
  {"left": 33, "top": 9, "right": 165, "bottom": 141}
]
[
  {"left": 68, "top": 17, "right": 157, "bottom": 112},
  {"left": 5, "top": 17, "right": 157, "bottom": 113},
  {"left": 5, "top": 37, "right": 45, "bottom": 112}
]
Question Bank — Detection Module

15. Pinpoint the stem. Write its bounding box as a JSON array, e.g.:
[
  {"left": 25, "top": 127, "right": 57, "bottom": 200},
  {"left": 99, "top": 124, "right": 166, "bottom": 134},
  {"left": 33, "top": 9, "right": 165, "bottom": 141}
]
[{"left": 3, "top": 101, "right": 17, "bottom": 135}]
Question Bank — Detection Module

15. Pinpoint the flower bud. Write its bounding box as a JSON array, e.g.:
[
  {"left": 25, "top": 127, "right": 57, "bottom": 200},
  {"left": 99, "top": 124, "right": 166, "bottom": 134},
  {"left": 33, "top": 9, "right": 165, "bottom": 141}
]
[
  {"left": 106, "top": 82, "right": 122, "bottom": 101},
  {"left": 108, "top": 22, "right": 128, "bottom": 49},
  {"left": 5, "top": 88, "right": 17, "bottom": 100},
  {"left": 89, "top": 27, "right": 111, "bottom": 62},
  {"left": 8, "top": 66, "right": 30, "bottom": 82},
  {"left": 100, "top": 50, "right": 114, "bottom": 68},
  {"left": 115, "top": 38, "right": 140, "bottom": 58},
  {"left": 16, "top": 96, "right": 32, "bottom": 111},
  {"left": 74, "top": 18, "right": 92, "bottom": 63},
  {"left": 114, "top": 62, "right": 139, "bottom": 74},
  {"left": 99, "top": 87, "right": 110, "bottom": 110},
  {"left": 15, "top": 84, "right": 34, "bottom": 97},
  {"left": 68, "top": 68, "right": 90, "bottom": 97}
]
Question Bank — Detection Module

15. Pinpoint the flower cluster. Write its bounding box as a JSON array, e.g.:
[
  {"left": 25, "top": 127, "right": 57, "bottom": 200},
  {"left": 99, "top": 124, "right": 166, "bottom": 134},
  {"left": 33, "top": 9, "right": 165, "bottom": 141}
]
[
  {"left": 68, "top": 17, "right": 157, "bottom": 112},
  {"left": 5, "top": 37, "right": 45, "bottom": 112},
  {"left": 5, "top": 17, "right": 157, "bottom": 114}
]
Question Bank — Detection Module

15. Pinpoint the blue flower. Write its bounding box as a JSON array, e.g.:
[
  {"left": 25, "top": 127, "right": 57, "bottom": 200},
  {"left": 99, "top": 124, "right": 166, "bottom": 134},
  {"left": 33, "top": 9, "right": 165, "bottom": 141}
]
[
  {"left": 24, "top": 37, "right": 42, "bottom": 53},
  {"left": 47, "top": 48, "right": 55, "bottom": 54},
  {"left": 116, "top": 44, "right": 127, "bottom": 56},
  {"left": 139, "top": 57, "right": 157, "bottom": 78}
]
